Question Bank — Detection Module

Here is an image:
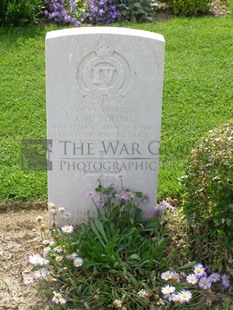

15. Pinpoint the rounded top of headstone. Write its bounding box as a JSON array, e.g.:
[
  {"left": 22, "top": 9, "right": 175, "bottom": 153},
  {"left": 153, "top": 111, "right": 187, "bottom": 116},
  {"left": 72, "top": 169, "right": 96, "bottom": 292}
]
[{"left": 46, "top": 27, "right": 165, "bottom": 43}]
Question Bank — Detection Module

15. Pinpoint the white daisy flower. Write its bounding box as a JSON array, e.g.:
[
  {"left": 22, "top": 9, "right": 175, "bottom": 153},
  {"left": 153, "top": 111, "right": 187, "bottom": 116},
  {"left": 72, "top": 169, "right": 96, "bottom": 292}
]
[
  {"left": 61, "top": 225, "right": 74, "bottom": 234},
  {"left": 161, "top": 285, "right": 176, "bottom": 295}
]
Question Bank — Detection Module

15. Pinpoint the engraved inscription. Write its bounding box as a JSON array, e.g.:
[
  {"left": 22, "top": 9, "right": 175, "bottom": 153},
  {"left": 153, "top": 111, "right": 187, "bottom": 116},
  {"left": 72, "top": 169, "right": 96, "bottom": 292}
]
[
  {"left": 77, "top": 41, "right": 131, "bottom": 102},
  {"left": 92, "top": 64, "right": 116, "bottom": 86}
]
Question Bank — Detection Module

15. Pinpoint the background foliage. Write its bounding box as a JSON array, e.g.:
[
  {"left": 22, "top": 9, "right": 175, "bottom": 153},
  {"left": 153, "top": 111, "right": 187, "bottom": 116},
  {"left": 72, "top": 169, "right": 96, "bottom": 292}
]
[
  {"left": 164, "top": 0, "right": 212, "bottom": 16},
  {"left": 0, "top": 0, "right": 44, "bottom": 26},
  {"left": 113, "top": 0, "right": 156, "bottom": 22}
]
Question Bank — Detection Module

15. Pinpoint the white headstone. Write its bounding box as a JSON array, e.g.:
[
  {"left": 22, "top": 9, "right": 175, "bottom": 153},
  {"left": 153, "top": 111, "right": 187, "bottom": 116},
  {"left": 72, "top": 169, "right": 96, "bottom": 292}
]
[{"left": 46, "top": 27, "right": 165, "bottom": 224}]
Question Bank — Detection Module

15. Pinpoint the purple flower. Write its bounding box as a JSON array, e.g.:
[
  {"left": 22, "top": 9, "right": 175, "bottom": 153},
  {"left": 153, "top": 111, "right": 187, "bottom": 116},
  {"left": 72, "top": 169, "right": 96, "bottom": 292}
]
[
  {"left": 23, "top": 275, "right": 34, "bottom": 285},
  {"left": 154, "top": 203, "right": 166, "bottom": 215},
  {"left": 161, "top": 271, "right": 173, "bottom": 281},
  {"left": 221, "top": 274, "right": 230, "bottom": 288},
  {"left": 66, "top": 252, "right": 78, "bottom": 260},
  {"left": 53, "top": 245, "right": 63, "bottom": 253},
  {"left": 69, "top": 0, "right": 76, "bottom": 11},
  {"left": 160, "top": 200, "right": 175, "bottom": 211},
  {"left": 52, "top": 291, "right": 66, "bottom": 305},
  {"left": 124, "top": 191, "right": 135, "bottom": 200},
  {"left": 208, "top": 272, "right": 221, "bottom": 283},
  {"left": 74, "top": 257, "right": 83, "bottom": 267},
  {"left": 44, "top": 0, "right": 81, "bottom": 26},
  {"left": 193, "top": 263, "right": 205, "bottom": 277},
  {"left": 61, "top": 211, "right": 72, "bottom": 220},
  {"left": 199, "top": 277, "right": 212, "bottom": 290},
  {"left": 114, "top": 172, "right": 125, "bottom": 180},
  {"left": 137, "top": 289, "right": 148, "bottom": 297},
  {"left": 142, "top": 193, "right": 150, "bottom": 202},
  {"left": 98, "top": 8, "right": 104, "bottom": 15},
  {"left": 96, "top": 198, "right": 105, "bottom": 208},
  {"left": 115, "top": 190, "right": 127, "bottom": 201},
  {"left": 154, "top": 200, "right": 175, "bottom": 215},
  {"left": 85, "top": 191, "right": 95, "bottom": 199},
  {"left": 34, "top": 268, "right": 48, "bottom": 279}
]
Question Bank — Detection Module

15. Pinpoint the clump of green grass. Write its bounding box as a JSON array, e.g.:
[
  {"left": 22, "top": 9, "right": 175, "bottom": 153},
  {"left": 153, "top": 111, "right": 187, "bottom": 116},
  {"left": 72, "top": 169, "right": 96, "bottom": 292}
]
[{"left": 24, "top": 177, "right": 232, "bottom": 309}]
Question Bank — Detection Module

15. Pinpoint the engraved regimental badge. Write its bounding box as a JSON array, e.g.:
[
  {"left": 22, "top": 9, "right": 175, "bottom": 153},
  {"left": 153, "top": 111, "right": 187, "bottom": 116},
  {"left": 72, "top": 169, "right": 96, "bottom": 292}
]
[{"left": 77, "top": 41, "right": 131, "bottom": 102}]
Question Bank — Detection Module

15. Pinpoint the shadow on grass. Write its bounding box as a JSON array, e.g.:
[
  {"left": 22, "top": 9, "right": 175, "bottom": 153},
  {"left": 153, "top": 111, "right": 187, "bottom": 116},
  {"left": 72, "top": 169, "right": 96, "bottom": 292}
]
[{"left": 0, "top": 23, "right": 62, "bottom": 45}]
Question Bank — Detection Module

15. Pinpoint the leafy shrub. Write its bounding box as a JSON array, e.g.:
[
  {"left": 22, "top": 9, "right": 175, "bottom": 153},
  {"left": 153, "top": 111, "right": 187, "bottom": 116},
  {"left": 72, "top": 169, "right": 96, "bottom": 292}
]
[
  {"left": 0, "top": 0, "right": 44, "bottom": 26},
  {"left": 181, "top": 121, "right": 233, "bottom": 272},
  {"left": 115, "top": 0, "right": 156, "bottom": 22},
  {"left": 165, "top": 0, "right": 212, "bottom": 16},
  {"left": 0, "top": 0, "right": 8, "bottom": 26}
]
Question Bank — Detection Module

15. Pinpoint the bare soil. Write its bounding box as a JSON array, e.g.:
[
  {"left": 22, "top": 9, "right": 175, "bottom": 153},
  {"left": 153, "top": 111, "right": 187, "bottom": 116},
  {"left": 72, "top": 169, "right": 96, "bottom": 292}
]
[
  {"left": 210, "top": 0, "right": 230, "bottom": 16},
  {"left": 155, "top": 0, "right": 230, "bottom": 20},
  {"left": 0, "top": 209, "right": 49, "bottom": 310}
]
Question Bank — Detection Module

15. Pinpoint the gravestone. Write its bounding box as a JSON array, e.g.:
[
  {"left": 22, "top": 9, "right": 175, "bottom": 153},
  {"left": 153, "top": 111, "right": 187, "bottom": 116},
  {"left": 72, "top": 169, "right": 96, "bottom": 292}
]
[{"left": 46, "top": 27, "right": 165, "bottom": 224}]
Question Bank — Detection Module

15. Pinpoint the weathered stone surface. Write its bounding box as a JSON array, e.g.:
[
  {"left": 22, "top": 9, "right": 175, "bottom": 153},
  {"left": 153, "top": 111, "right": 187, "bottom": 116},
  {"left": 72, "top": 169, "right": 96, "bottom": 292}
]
[{"left": 46, "top": 27, "right": 165, "bottom": 223}]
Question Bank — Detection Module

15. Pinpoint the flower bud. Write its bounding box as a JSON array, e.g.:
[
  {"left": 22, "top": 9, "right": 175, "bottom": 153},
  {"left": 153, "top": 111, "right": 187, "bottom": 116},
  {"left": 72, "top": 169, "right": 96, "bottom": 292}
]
[
  {"left": 50, "top": 209, "right": 57, "bottom": 216},
  {"left": 35, "top": 215, "right": 43, "bottom": 222},
  {"left": 40, "top": 224, "right": 46, "bottom": 232}
]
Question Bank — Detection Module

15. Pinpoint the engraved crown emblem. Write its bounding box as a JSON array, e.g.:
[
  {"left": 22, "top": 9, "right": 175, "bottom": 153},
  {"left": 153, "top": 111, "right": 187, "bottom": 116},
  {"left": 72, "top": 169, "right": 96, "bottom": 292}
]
[
  {"left": 96, "top": 41, "right": 113, "bottom": 57},
  {"left": 77, "top": 41, "right": 131, "bottom": 102}
]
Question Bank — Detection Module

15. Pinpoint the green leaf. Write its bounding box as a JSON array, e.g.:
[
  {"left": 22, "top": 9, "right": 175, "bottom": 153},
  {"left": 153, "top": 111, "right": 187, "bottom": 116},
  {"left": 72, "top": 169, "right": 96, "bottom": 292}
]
[
  {"left": 176, "top": 261, "right": 196, "bottom": 270},
  {"left": 95, "top": 219, "right": 108, "bottom": 244},
  {"left": 137, "top": 267, "right": 145, "bottom": 275},
  {"left": 157, "top": 237, "right": 166, "bottom": 248},
  {"left": 217, "top": 230, "right": 226, "bottom": 238},
  {"left": 90, "top": 220, "right": 106, "bottom": 248},
  {"left": 127, "top": 273, "right": 139, "bottom": 289},
  {"left": 143, "top": 221, "right": 158, "bottom": 231},
  {"left": 129, "top": 254, "right": 141, "bottom": 261},
  {"left": 135, "top": 191, "right": 143, "bottom": 198},
  {"left": 84, "top": 302, "right": 91, "bottom": 309}
]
